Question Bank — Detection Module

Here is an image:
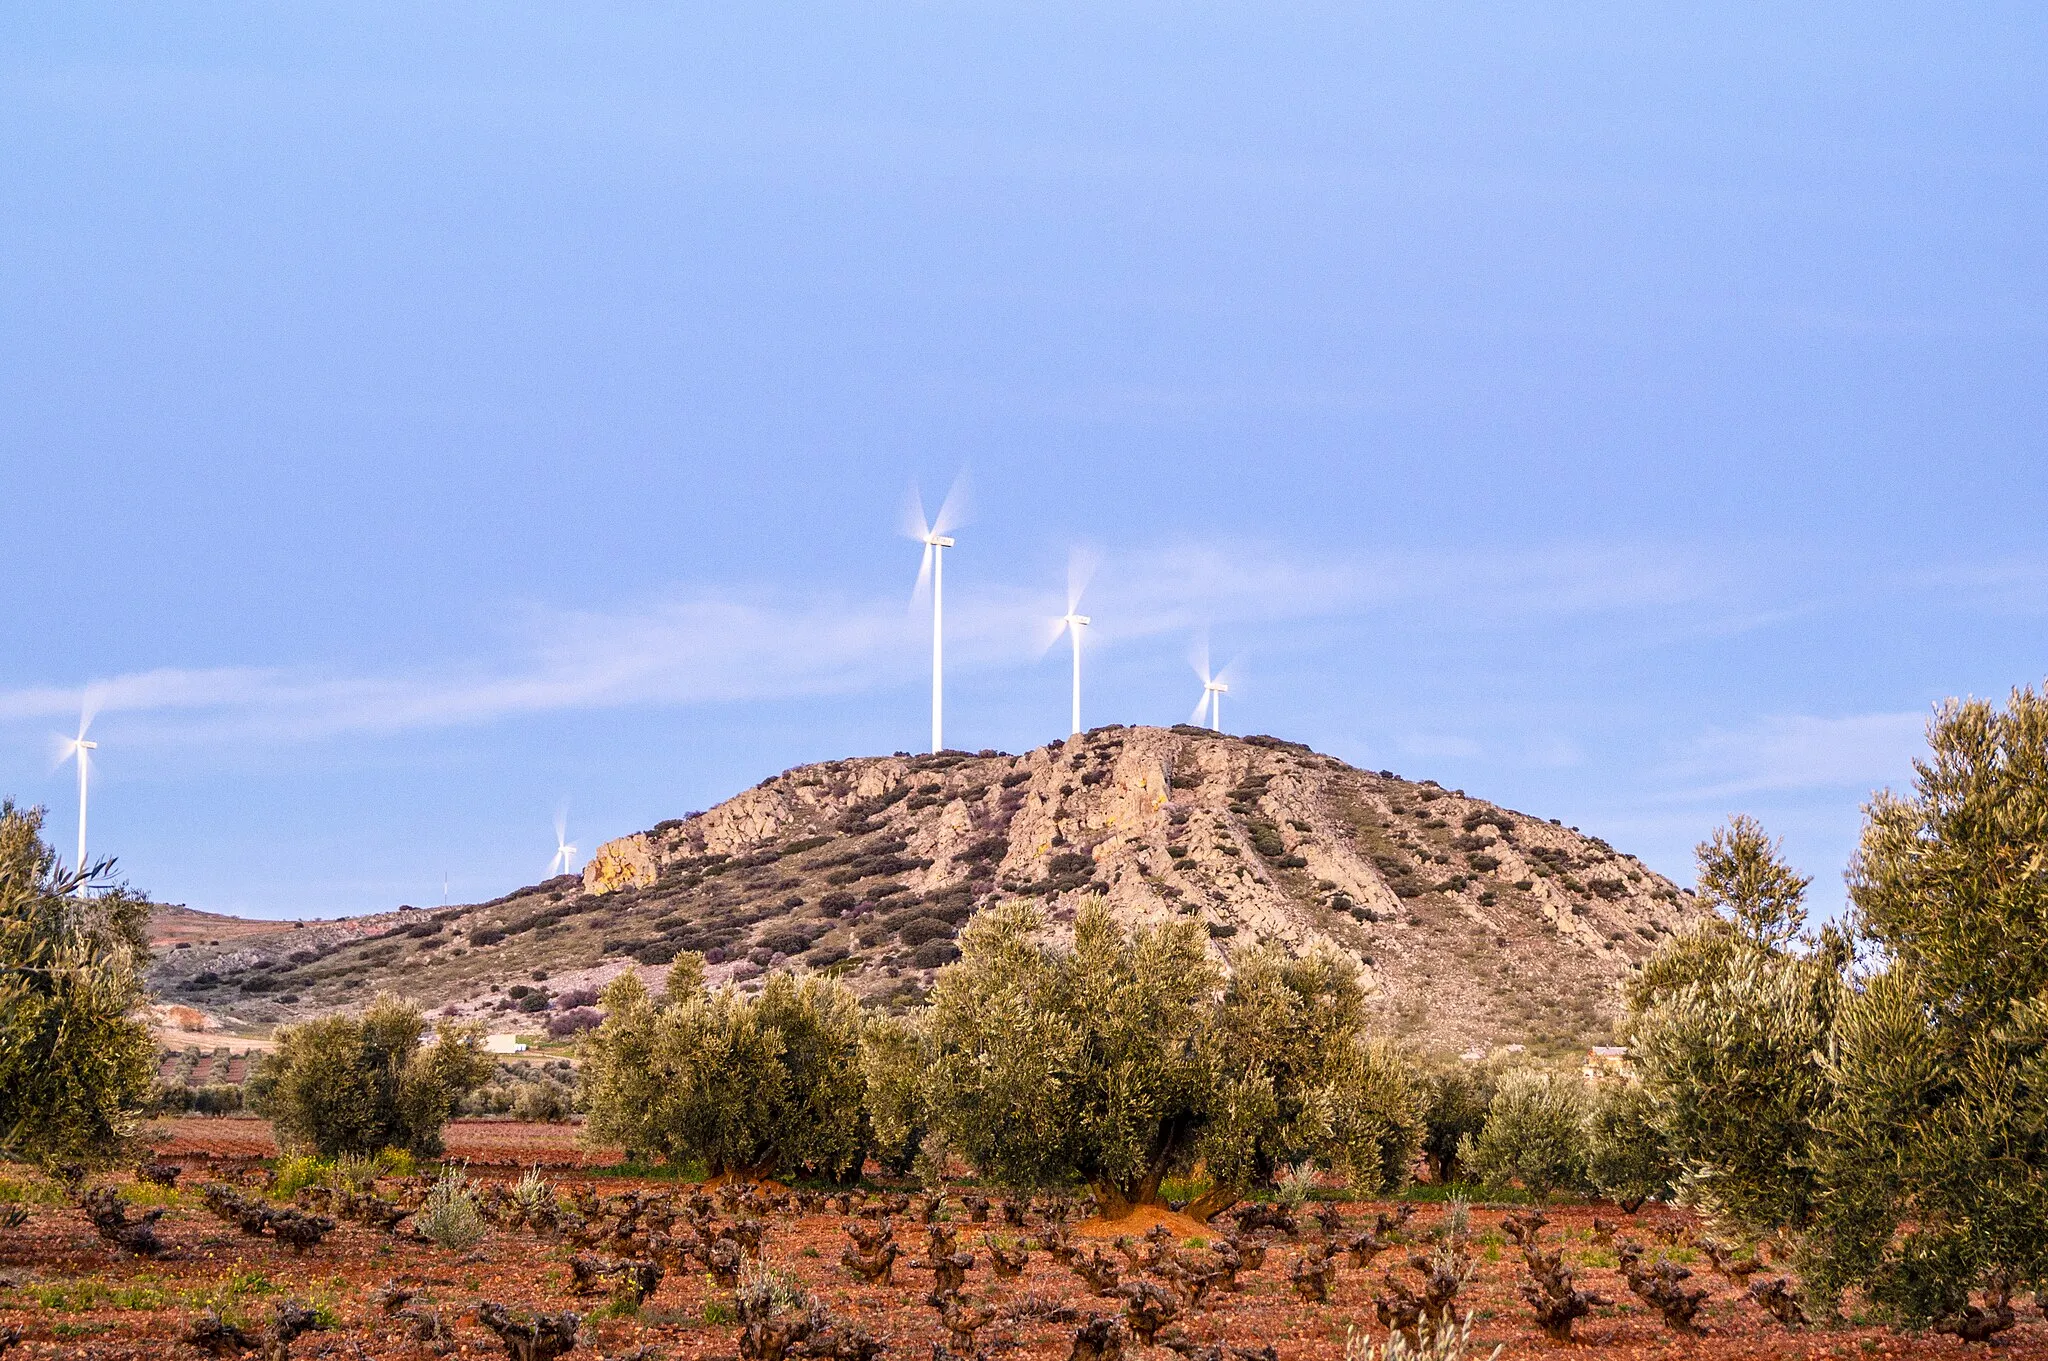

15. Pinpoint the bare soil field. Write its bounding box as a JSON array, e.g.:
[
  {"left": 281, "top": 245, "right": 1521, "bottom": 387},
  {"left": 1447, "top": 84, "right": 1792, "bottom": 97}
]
[
  {"left": 148, "top": 1118, "right": 616, "bottom": 1167},
  {"left": 1, "top": 1150, "right": 2039, "bottom": 1361}
]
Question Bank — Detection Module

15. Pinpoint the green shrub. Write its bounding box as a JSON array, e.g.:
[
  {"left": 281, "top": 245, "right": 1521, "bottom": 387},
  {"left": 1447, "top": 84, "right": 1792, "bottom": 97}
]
[
  {"left": 1809, "top": 688, "right": 2048, "bottom": 1330},
  {"left": 1583, "top": 1078, "right": 1673, "bottom": 1212},
  {"left": 248, "top": 994, "right": 493, "bottom": 1159},
  {"left": 511, "top": 1082, "right": 570, "bottom": 1124},
  {"left": 0, "top": 802, "right": 156, "bottom": 1169},
  {"left": 415, "top": 1166, "right": 484, "bottom": 1251},
  {"left": 1459, "top": 1069, "right": 1588, "bottom": 1202},
  {"left": 925, "top": 899, "right": 1420, "bottom": 1220},
  {"left": 857, "top": 1012, "right": 928, "bottom": 1176},
  {"left": 1626, "top": 817, "right": 1841, "bottom": 1237},
  {"left": 1418, "top": 1062, "right": 1495, "bottom": 1184},
  {"left": 580, "top": 960, "right": 867, "bottom": 1180}
]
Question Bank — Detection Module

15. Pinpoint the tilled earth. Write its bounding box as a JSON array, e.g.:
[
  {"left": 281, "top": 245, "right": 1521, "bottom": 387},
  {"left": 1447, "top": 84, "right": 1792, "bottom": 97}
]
[{"left": 0, "top": 1138, "right": 2041, "bottom": 1360}]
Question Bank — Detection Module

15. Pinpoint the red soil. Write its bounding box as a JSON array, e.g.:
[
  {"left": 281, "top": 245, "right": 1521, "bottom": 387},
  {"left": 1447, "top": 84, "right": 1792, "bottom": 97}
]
[{"left": 1, "top": 1162, "right": 2040, "bottom": 1360}]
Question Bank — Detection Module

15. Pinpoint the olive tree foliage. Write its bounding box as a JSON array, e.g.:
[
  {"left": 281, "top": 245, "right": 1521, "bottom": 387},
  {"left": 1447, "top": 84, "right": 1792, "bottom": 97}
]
[
  {"left": 1584, "top": 1078, "right": 1675, "bottom": 1213},
  {"left": 580, "top": 957, "right": 868, "bottom": 1180},
  {"left": 249, "top": 993, "right": 492, "bottom": 1159},
  {"left": 1808, "top": 689, "right": 2048, "bottom": 1326},
  {"left": 1417, "top": 1060, "right": 1496, "bottom": 1185},
  {"left": 1458, "top": 1068, "right": 1589, "bottom": 1202},
  {"left": 0, "top": 800, "right": 156, "bottom": 1169},
  {"left": 1625, "top": 815, "right": 1845, "bottom": 1237},
  {"left": 858, "top": 1011, "right": 929, "bottom": 1176},
  {"left": 1204, "top": 944, "right": 1423, "bottom": 1210},
  {"left": 924, "top": 898, "right": 1421, "bottom": 1220}
]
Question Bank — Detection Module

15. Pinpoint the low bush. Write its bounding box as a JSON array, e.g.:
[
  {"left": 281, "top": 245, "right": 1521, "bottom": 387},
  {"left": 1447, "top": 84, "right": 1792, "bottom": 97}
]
[{"left": 416, "top": 1167, "right": 484, "bottom": 1251}]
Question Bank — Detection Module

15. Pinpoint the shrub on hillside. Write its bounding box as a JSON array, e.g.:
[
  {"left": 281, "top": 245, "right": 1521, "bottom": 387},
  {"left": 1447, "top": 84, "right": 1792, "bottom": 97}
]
[
  {"left": 546, "top": 1007, "right": 603, "bottom": 1038},
  {"left": 1459, "top": 1069, "right": 1589, "bottom": 1202},
  {"left": 580, "top": 958, "right": 867, "bottom": 1180},
  {"left": 924, "top": 899, "right": 1421, "bottom": 1220},
  {"left": 248, "top": 994, "right": 493, "bottom": 1158},
  {"left": 0, "top": 801, "right": 156, "bottom": 1169}
]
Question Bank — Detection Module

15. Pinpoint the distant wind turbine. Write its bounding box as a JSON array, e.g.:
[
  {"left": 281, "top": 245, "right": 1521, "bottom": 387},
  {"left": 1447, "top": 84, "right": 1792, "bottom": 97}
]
[
  {"left": 57, "top": 698, "right": 99, "bottom": 895},
  {"left": 1191, "top": 642, "right": 1235, "bottom": 734},
  {"left": 550, "top": 807, "right": 578, "bottom": 877},
  {"left": 906, "top": 474, "right": 968, "bottom": 753},
  {"left": 1046, "top": 549, "right": 1098, "bottom": 737}
]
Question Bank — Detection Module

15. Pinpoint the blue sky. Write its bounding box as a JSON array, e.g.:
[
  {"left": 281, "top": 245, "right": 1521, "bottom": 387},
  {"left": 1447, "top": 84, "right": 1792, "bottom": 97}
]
[{"left": 2, "top": 4, "right": 2042, "bottom": 920}]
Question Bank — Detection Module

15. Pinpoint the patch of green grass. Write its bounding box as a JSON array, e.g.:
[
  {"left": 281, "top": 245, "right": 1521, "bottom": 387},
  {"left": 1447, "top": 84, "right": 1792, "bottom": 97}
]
[
  {"left": 702, "top": 1299, "right": 738, "bottom": 1326},
  {"left": 0, "top": 1175, "right": 66, "bottom": 1207},
  {"left": 1395, "top": 1181, "right": 1543, "bottom": 1206}
]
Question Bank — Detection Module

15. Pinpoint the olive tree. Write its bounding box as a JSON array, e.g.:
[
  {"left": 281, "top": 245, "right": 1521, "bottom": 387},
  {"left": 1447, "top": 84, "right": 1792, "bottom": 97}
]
[
  {"left": 1459, "top": 1068, "right": 1589, "bottom": 1201},
  {"left": 1417, "top": 1059, "right": 1495, "bottom": 1184},
  {"left": 1809, "top": 689, "right": 2048, "bottom": 1330},
  {"left": 0, "top": 801, "right": 155, "bottom": 1169},
  {"left": 924, "top": 898, "right": 1420, "bottom": 1220},
  {"left": 1626, "top": 816, "right": 1843, "bottom": 1236},
  {"left": 1584, "top": 1077, "right": 1674, "bottom": 1212},
  {"left": 249, "top": 993, "right": 491, "bottom": 1158},
  {"left": 580, "top": 959, "right": 868, "bottom": 1180}
]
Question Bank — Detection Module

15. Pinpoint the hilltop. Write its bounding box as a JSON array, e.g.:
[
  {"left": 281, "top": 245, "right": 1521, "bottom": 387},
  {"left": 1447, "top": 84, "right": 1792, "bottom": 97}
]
[{"left": 147, "top": 726, "right": 1704, "bottom": 1055}]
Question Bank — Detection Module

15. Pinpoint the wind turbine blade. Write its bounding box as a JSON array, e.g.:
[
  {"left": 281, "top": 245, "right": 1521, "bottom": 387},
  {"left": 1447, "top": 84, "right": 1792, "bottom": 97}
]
[
  {"left": 554, "top": 807, "right": 568, "bottom": 847},
  {"left": 77, "top": 684, "right": 105, "bottom": 742},
  {"left": 1188, "top": 633, "right": 1212, "bottom": 687},
  {"left": 929, "top": 469, "right": 970, "bottom": 539},
  {"left": 1190, "top": 691, "right": 1213, "bottom": 726},
  {"left": 1066, "top": 547, "right": 1099, "bottom": 615},
  {"left": 910, "top": 540, "right": 935, "bottom": 605},
  {"left": 1034, "top": 615, "right": 1069, "bottom": 660},
  {"left": 901, "top": 481, "right": 933, "bottom": 541}
]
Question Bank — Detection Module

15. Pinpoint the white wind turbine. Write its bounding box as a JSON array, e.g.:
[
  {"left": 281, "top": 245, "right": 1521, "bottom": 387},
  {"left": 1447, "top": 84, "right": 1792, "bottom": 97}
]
[
  {"left": 57, "top": 697, "right": 100, "bottom": 894},
  {"left": 549, "top": 806, "right": 578, "bottom": 878},
  {"left": 1190, "top": 641, "right": 1235, "bottom": 734},
  {"left": 1045, "top": 549, "right": 1098, "bottom": 737},
  {"left": 906, "top": 474, "right": 968, "bottom": 753}
]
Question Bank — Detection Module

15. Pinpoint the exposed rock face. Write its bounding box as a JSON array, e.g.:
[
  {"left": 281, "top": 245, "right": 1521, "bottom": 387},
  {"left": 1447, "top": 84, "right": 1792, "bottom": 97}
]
[{"left": 150, "top": 726, "right": 1703, "bottom": 1055}]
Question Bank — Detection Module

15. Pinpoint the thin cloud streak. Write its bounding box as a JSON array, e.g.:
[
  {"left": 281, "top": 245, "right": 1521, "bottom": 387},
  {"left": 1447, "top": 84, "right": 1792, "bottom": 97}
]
[
  {"left": 1659, "top": 711, "right": 1928, "bottom": 803},
  {"left": 0, "top": 540, "right": 1732, "bottom": 745}
]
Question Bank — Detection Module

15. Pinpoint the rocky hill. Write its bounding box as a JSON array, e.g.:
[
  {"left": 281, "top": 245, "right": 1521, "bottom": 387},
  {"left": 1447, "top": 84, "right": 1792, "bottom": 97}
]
[{"left": 148, "top": 726, "right": 1704, "bottom": 1055}]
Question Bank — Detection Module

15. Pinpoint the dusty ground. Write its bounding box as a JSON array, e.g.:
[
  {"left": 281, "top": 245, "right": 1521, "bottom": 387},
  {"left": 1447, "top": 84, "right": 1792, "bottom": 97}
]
[
  {"left": 145, "top": 1117, "right": 612, "bottom": 1167},
  {"left": 0, "top": 1125, "right": 2038, "bottom": 1360}
]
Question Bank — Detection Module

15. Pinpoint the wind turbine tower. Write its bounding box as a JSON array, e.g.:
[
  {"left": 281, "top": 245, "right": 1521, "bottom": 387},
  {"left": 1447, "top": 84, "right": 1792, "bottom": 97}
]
[
  {"left": 1061, "top": 612, "right": 1090, "bottom": 736},
  {"left": 908, "top": 475, "right": 966, "bottom": 754},
  {"left": 59, "top": 705, "right": 98, "bottom": 894}
]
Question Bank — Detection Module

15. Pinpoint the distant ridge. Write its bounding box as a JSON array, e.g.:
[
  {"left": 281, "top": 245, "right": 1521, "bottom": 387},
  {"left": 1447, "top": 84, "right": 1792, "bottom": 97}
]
[{"left": 149, "top": 726, "right": 1703, "bottom": 1056}]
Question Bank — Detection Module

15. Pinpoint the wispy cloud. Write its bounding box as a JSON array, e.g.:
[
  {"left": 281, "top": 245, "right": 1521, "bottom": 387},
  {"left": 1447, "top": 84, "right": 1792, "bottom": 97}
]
[
  {"left": 0, "top": 539, "right": 1733, "bottom": 746},
  {"left": 1662, "top": 711, "right": 1928, "bottom": 802}
]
